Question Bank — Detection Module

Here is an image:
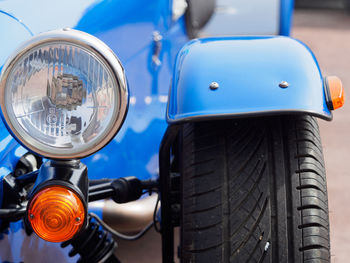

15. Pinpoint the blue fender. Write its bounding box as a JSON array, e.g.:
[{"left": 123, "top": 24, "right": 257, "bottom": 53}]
[{"left": 167, "top": 36, "right": 332, "bottom": 123}]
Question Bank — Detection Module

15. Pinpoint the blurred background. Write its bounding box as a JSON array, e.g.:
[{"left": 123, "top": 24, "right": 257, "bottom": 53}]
[
  {"left": 292, "top": 4, "right": 350, "bottom": 263},
  {"left": 116, "top": 1, "right": 350, "bottom": 262}
]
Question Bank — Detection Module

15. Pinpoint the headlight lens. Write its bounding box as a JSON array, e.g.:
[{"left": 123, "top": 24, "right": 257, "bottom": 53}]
[{"left": 0, "top": 30, "right": 128, "bottom": 159}]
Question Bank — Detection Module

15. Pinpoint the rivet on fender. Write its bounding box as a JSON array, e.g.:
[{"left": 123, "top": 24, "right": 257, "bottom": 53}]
[
  {"left": 209, "top": 82, "right": 219, "bottom": 90},
  {"left": 279, "top": 81, "right": 289, "bottom": 88}
]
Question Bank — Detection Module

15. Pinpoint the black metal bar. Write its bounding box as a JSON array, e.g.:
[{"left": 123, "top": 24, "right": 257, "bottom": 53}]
[
  {"left": 88, "top": 189, "right": 115, "bottom": 202},
  {"left": 88, "top": 182, "right": 113, "bottom": 193},
  {"left": 89, "top": 178, "right": 112, "bottom": 186},
  {"left": 159, "top": 124, "right": 180, "bottom": 263},
  {"left": 88, "top": 177, "right": 158, "bottom": 203},
  {"left": 140, "top": 179, "right": 159, "bottom": 191},
  {"left": 14, "top": 170, "right": 39, "bottom": 187},
  {"left": 0, "top": 206, "right": 26, "bottom": 219}
]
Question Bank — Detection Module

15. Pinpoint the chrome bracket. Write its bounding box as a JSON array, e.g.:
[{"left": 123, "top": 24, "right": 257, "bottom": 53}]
[{"left": 152, "top": 31, "right": 163, "bottom": 68}]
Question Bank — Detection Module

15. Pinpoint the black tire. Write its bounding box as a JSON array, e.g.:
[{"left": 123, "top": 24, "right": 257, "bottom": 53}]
[{"left": 180, "top": 115, "right": 330, "bottom": 263}]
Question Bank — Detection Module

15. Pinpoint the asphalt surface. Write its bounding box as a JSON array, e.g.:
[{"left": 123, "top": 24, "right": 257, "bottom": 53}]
[{"left": 116, "top": 9, "right": 350, "bottom": 262}]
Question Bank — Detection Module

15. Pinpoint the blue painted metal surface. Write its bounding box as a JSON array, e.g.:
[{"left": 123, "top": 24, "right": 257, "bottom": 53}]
[
  {"left": 280, "top": 0, "right": 294, "bottom": 35},
  {"left": 0, "top": 0, "right": 187, "bottom": 183},
  {"left": 0, "top": 0, "right": 187, "bottom": 181},
  {"left": 0, "top": 0, "right": 188, "bottom": 261},
  {"left": 167, "top": 36, "right": 332, "bottom": 123},
  {"left": 0, "top": 13, "right": 32, "bottom": 262},
  {"left": 0, "top": 11, "right": 32, "bottom": 68},
  {"left": 0, "top": 10, "right": 32, "bottom": 187}
]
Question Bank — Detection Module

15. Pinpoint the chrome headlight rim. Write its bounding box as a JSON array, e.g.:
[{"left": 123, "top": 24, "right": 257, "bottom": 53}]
[{"left": 0, "top": 29, "right": 129, "bottom": 159}]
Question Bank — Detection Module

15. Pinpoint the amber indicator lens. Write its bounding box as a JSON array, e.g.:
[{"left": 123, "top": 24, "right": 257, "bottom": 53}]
[
  {"left": 327, "top": 76, "right": 345, "bottom": 110},
  {"left": 28, "top": 186, "right": 85, "bottom": 242}
]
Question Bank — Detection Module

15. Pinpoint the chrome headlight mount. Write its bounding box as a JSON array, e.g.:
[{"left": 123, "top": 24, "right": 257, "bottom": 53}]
[{"left": 0, "top": 29, "right": 128, "bottom": 159}]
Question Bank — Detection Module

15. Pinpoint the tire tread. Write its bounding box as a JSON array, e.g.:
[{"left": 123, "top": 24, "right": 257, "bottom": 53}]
[{"left": 180, "top": 116, "right": 330, "bottom": 263}]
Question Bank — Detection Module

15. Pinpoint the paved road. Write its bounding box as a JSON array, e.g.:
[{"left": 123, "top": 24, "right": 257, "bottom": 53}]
[
  {"left": 293, "top": 9, "right": 350, "bottom": 263},
  {"left": 116, "top": 9, "right": 350, "bottom": 262}
]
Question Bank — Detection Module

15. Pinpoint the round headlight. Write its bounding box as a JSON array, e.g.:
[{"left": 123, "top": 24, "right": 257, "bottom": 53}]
[{"left": 0, "top": 29, "right": 128, "bottom": 159}]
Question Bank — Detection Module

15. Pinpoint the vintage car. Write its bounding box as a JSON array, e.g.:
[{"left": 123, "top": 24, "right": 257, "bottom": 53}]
[{"left": 0, "top": 0, "right": 344, "bottom": 262}]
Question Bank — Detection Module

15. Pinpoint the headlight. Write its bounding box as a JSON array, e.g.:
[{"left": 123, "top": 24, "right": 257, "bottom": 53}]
[{"left": 0, "top": 29, "right": 128, "bottom": 159}]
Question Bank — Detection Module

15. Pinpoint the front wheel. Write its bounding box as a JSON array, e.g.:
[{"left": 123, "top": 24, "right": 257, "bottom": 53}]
[{"left": 180, "top": 115, "right": 330, "bottom": 262}]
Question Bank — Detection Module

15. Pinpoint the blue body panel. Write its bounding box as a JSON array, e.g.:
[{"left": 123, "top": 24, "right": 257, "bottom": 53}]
[
  {"left": 167, "top": 36, "right": 332, "bottom": 123},
  {"left": 280, "top": 0, "right": 294, "bottom": 35},
  {"left": 0, "top": 11, "right": 32, "bottom": 191},
  {"left": 0, "top": 0, "right": 187, "bottom": 182},
  {"left": 0, "top": 0, "right": 188, "bottom": 261},
  {"left": 0, "top": 11, "right": 32, "bottom": 68}
]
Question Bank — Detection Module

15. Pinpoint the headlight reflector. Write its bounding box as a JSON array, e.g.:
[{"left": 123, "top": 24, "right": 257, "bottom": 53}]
[{"left": 0, "top": 29, "right": 128, "bottom": 159}]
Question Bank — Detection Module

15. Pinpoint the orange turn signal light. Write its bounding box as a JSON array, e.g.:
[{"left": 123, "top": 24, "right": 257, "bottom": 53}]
[
  {"left": 325, "top": 76, "right": 345, "bottom": 110},
  {"left": 27, "top": 185, "right": 86, "bottom": 243}
]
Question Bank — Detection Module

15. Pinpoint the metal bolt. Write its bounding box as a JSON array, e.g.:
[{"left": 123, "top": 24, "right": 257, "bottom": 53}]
[
  {"left": 209, "top": 82, "right": 219, "bottom": 90},
  {"left": 152, "top": 31, "right": 163, "bottom": 42},
  {"left": 29, "top": 214, "right": 34, "bottom": 220},
  {"left": 75, "top": 217, "right": 81, "bottom": 222},
  {"left": 279, "top": 81, "right": 289, "bottom": 88}
]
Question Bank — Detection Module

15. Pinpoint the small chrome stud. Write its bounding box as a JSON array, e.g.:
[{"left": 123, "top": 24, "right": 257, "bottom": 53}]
[
  {"left": 209, "top": 82, "right": 219, "bottom": 90},
  {"left": 279, "top": 81, "right": 289, "bottom": 88}
]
